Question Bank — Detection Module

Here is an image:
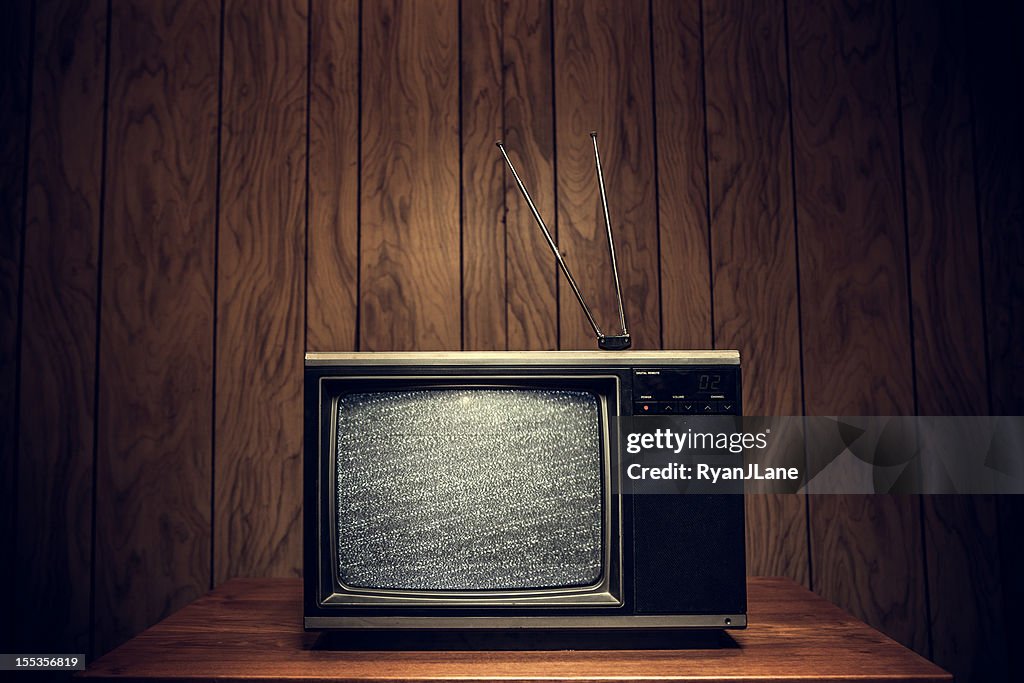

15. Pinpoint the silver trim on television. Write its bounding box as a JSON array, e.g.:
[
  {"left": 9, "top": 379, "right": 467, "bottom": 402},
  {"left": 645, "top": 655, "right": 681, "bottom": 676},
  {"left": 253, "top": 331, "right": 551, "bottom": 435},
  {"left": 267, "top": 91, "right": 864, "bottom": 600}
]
[
  {"left": 306, "top": 350, "right": 740, "bottom": 366},
  {"left": 304, "top": 614, "right": 748, "bottom": 629}
]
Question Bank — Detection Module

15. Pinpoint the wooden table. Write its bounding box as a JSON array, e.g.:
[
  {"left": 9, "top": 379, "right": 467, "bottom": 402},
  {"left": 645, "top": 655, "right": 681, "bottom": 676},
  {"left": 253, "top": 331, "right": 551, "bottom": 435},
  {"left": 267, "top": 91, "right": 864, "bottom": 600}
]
[{"left": 81, "top": 577, "right": 949, "bottom": 682}]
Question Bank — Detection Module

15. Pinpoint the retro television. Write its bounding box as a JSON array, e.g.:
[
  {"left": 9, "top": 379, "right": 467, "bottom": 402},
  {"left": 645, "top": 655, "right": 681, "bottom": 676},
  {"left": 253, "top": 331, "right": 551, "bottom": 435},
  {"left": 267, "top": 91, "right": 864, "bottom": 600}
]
[{"left": 303, "top": 350, "right": 746, "bottom": 631}]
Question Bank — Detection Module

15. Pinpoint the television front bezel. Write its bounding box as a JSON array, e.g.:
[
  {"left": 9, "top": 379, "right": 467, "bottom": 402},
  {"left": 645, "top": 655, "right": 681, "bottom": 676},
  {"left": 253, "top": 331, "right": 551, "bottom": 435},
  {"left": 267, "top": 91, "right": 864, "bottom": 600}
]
[{"left": 316, "top": 373, "right": 623, "bottom": 608}]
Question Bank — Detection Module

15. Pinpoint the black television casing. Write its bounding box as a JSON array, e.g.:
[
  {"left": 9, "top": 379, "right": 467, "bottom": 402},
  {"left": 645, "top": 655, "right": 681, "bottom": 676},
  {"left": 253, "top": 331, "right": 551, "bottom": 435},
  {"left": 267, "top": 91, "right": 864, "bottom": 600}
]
[{"left": 304, "top": 350, "right": 746, "bottom": 631}]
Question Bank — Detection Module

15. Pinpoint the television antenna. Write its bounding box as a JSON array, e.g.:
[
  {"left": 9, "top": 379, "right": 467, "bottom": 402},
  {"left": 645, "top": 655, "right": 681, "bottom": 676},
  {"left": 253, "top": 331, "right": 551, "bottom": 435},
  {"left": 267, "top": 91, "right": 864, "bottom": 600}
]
[{"left": 496, "top": 132, "right": 631, "bottom": 350}]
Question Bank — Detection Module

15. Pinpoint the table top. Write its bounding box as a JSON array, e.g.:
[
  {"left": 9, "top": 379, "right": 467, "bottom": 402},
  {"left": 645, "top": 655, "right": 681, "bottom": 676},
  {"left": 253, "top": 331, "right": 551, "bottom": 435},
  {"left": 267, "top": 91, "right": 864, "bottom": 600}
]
[{"left": 82, "top": 577, "right": 950, "bottom": 682}]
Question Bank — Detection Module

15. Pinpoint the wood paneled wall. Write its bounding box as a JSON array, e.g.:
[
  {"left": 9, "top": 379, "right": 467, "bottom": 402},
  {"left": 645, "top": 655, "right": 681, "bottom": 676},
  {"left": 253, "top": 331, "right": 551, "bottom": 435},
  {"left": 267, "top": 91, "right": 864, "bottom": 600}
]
[{"left": 3, "top": 0, "right": 1022, "bottom": 680}]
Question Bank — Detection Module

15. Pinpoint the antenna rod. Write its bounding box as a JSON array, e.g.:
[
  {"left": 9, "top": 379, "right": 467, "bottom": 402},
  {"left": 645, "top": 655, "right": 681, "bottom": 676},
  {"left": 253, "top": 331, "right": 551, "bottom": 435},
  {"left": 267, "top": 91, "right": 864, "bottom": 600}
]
[
  {"left": 496, "top": 141, "right": 605, "bottom": 339},
  {"left": 591, "top": 132, "right": 628, "bottom": 336}
]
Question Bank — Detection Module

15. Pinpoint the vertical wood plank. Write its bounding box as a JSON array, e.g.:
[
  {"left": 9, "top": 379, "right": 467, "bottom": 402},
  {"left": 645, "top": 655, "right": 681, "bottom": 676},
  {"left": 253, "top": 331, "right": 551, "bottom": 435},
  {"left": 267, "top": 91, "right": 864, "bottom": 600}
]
[
  {"left": 966, "top": 2, "right": 1024, "bottom": 680},
  {"left": 924, "top": 497, "right": 1004, "bottom": 679},
  {"left": 503, "top": 0, "right": 557, "bottom": 351},
  {"left": 553, "top": 0, "right": 659, "bottom": 350},
  {"left": 702, "top": 0, "right": 807, "bottom": 585},
  {"left": 307, "top": 0, "right": 360, "bottom": 352},
  {"left": 897, "top": 0, "right": 1007, "bottom": 679},
  {"left": 899, "top": 0, "right": 987, "bottom": 411},
  {"left": 788, "top": 2, "right": 913, "bottom": 414},
  {"left": 93, "top": 0, "right": 218, "bottom": 655},
  {"left": 461, "top": 0, "right": 505, "bottom": 351},
  {"left": 651, "top": 0, "right": 711, "bottom": 351},
  {"left": 0, "top": 0, "right": 33, "bottom": 649},
  {"left": 360, "top": 0, "right": 461, "bottom": 351},
  {"left": 787, "top": 0, "right": 926, "bottom": 653},
  {"left": 215, "top": 0, "right": 307, "bottom": 583},
  {"left": 971, "top": 6, "right": 1024, "bottom": 417},
  {"left": 15, "top": 0, "right": 108, "bottom": 654}
]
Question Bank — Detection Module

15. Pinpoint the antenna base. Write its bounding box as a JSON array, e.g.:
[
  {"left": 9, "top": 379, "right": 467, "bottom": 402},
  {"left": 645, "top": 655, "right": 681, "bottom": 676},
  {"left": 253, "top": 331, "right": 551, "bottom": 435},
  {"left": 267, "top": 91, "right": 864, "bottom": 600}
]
[{"left": 598, "top": 334, "right": 632, "bottom": 351}]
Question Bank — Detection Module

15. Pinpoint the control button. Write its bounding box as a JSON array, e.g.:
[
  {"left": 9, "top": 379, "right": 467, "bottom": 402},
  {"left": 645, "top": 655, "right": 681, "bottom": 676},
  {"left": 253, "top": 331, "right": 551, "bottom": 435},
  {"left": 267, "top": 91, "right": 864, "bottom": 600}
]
[
  {"left": 635, "top": 401, "right": 681, "bottom": 415},
  {"left": 680, "top": 402, "right": 696, "bottom": 414},
  {"left": 719, "top": 402, "right": 735, "bottom": 414},
  {"left": 699, "top": 401, "right": 715, "bottom": 413}
]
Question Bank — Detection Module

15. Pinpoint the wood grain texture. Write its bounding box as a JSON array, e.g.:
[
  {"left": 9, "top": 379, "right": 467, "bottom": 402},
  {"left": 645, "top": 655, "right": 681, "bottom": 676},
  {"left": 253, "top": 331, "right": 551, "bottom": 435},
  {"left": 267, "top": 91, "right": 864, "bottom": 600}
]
[
  {"left": 307, "top": 0, "right": 359, "bottom": 352},
  {"left": 82, "top": 577, "right": 951, "bottom": 682},
  {"left": 808, "top": 495, "right": 925, "bottom": 651},
  {"left": 702, "top": 0, "right": 807, "bottom": 585},
  {"left": 787, "top": 0, "right": 913, "bottom": 415},
  {"left": 461, "top": 0, "right": 505, "bottom": 351},
  {"left": 896, "top": 0, "right": 1007, "bottom": 680},
  {"left": 10, "top": 0, "right": 1021, "bottom": 672},
  {"left": 215, "top": 0, "right": 307, "bottom": 584},
  {"left": 787, "top": 0, "right": 925, "bottom": 653},
  {"left": 360, "top": 0, "right": 461, "bottom": 351},
  {"left": 651, "top": 0, "right": 711, "bottom": 351},
  {"left": 15, "top": 0, "right": 107, "bottom": 654},
  {"left": 923, "top": 496, "right": 1005, "bottom": 681},
  {"left": 93, "top": 0, "right": 218, "bottom": 656},
  {"left": 0, "top": 0, "right": 33, "bottom": 650},
  {"left": 898, "top": 0, "right": 986, "bottom": 412},
  {"left": 553, "top": 0, "right": 659, "bottom": 350},
  {"left": 503, "top": 0, "right": 558, "bottom": 351}
]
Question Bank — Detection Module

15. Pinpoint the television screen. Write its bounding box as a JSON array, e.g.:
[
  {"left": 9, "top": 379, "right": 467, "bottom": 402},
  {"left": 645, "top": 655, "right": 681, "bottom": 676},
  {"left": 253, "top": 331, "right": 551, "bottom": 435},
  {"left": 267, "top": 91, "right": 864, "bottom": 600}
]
[{"left": 335, "top": 388, "right": 603, "bottom": 592}]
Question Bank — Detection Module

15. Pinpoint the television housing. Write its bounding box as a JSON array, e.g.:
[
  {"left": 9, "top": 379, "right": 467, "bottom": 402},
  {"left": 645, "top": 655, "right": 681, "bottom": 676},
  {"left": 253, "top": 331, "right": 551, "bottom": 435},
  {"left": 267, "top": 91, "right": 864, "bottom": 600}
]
[{"left": 304, "top": 350, "right": 745, "bottom": 630}]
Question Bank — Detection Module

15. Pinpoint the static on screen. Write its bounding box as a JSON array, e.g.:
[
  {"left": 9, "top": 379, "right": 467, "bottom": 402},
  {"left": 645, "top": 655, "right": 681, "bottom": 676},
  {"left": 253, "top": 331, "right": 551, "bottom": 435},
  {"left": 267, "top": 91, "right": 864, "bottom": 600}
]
[{"left": 335, "top": 388, "right": 603, "bottom": 591}]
